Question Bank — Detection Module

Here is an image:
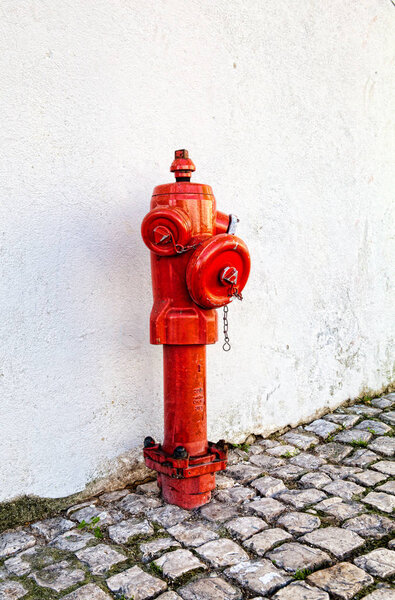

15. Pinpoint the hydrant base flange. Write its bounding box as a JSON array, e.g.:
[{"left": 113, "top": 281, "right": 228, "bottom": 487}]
[{"left": 143, "top": 441, "right": 228, "bottom": 509}]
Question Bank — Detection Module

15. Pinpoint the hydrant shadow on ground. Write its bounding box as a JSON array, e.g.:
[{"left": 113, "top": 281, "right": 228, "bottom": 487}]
[{"left": 141, "top": 150, "right": 251, "bottom": 509}]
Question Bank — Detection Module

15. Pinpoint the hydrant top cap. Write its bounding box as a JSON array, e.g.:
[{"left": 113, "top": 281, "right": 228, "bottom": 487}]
[{"left": 170, "top": 149, "right": 196, "bottom": 180}]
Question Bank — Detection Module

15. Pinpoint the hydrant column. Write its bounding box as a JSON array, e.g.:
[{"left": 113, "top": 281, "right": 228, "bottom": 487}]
[
  {"left": 163, "top": 344, "right": 207, "bottom": 457},
  {"left": 141, "top": 150, "right": 250, "bottom": 509}
]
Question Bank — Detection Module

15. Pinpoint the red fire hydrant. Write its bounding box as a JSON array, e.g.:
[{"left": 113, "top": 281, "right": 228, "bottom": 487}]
[{"left": 141, "top": 150, "right": 251, "bottom": 509}]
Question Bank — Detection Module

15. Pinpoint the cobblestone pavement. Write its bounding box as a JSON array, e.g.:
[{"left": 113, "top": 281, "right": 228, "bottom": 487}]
[{"left": 1, "top": 394, "right": 394, "bottom": 600}]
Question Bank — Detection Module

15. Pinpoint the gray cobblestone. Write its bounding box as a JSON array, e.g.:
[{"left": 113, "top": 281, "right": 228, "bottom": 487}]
[
  {"left": 342, "top": 513, "right": 395, "bottom": 538},
  {"left": 355, "top": 419, "right": 392, "bottom": 435},
  {"left": 305, "top": 419, "right": 339, "bottom": 438},
  {"left": 277, "top": 511, "right": 321, "bottom": 535},
  {"left": 243, "top": 528, "right": 293, "bottom": 555},
  {"left": 372, "top": 460, "right": 395, "bottom": 476},
  {"left": 63, "top": 584, "right": 112, "bottom": 599},
  {"left": 153, "top": 548, "right": 206, "bottom": 579},
  {"left": 167, "top": 521, "right": 219, "bottom": 547},
  {"left": 196, "top": 538, "right": 249, "bottom": 567},
  {"left": 139, "top": 537, "right": 181, "bottom": 562},
  {"left": 323, "top": 413, "right": 360, "bottom": 428},
  {"left": 75, "top": 544, "right": 126, "bottom": 575},
  {"left": 381, "top": 411, "right": 395, "bottom": 426},
  {"left": 224, "top": 559, "right": 292, "bottom": 596},
  {"left": 178, "top": 577, "right": 242, "bottom": 600},
  {"left": 354, "top": 548, "right": 395, "bottom": 578},
  {"left": 343, "top": 448, "right": 379, "bottom": 467},
  {"left": 225, "top": 516, "right": 268, "bottom": 541},
  {"left": 322, "top": 479, "right": 364, "bottom": 500},
  {"left": 307, "top": 562, "right": 374, "bottom": 600},
  {"left": 273, "top": 582, "right": 329, "bottom": 600},
  {"left": 267, "top": 542, "right": 331, "bottom": 572},
  {"left": 315, "top": 443, "right": 352, "bottom": 462},
  {"left": 248, "top": 497, "right": 287, "bottom": 522},
  {"left": 215, "top": 485, "right": 256, "bottom": 504},
  {"left": 107, "top": 565, "right": 167, "bottom": 599},
  {"left": 299, "top": 472, "right": 332, "bottom": 489},
  {"left": 302, "top": 526, "right": 364, "bottom": 559},
  {"left": 281, "top": 431, "right": 319, "bottom": 450},
  {"left": 362, "top": 491, "right": 395, "bottom": 513},
  {"left": 276, "top": 488, "right": 327, "bottom": 509},
  {"left": 30, "top": 560, "right": 85, "bottom": 592},
  {"left": 369, "top": 437, "right": 395, "bottom": 457},
  {"left": 0, "top": 531, "right": 36, "bottom": 559},
  {"left": 251, "top": 476, "right": 287, "bottom": 497},
  {"left": 0, "top": 581, "right": 28, "bottom": 599}
]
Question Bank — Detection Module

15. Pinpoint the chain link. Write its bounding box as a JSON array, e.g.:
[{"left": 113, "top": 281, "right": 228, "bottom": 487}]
[{"left": 222, "top": 304, "right": 231, "bottom": 351}]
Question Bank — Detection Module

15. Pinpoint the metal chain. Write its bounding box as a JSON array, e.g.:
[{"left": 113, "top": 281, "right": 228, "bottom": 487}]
[
  {"left": 222, "top": 287, "right": 243, "bottom": 351},
  {"left": 222, "top": 304, "right": 231, "bottom": 351}
]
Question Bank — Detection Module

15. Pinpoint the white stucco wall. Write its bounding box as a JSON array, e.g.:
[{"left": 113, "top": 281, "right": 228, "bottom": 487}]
[{"left": 0, "top": 0, "right": 394, "bottom": 502}]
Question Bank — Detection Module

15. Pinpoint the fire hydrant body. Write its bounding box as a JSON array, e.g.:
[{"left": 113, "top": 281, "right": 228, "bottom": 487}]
[{"left": 141, "top": 150, "right": 250, "bottom": 509}]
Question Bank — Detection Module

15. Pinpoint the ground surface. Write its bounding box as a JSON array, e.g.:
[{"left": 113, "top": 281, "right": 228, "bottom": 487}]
[{"left": 0, "top": 394, "right": 394, "bottom": 600}]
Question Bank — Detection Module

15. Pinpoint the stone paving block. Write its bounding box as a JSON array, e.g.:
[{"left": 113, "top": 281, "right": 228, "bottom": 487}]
[
  {"left": 249, "top": 443, "right": 266, "bottom": 455},
  {"left": 381, "top": 411, "right": 395, "bottom": 426},
  {"left": 248, "top": 498, "right": 287, "bottom": 522},
  {"left": 225, "top": 463, "right": 263, "bottom": 483},
  {"left": 272, "top": 581, "right": 330, "bottom": 600},
  {"left": 31, "top": 517, "right": 74, "bottom": 541},
  {"left": 215, "top": 474, "right": 236, "bottom": 489},
  {"left": 362, "top": 491, "right": 395, "bottom": 513},
  {"left": 289, "top": 453, "right": 326, "bottom": 470},
  {"left": 148, "top": 504, "right": 190, "bottom": 528},
  {"left": 302, "top": 526, "right": 364, "bottom": 559},
  {"left": 243, "top": 528, "right": 293, "bottom": 555},
  {"left": 355, "top": 419, "right": 392, "bottom": 435},
  {"left": 314, "top": 496, "right": 365, "bottom": 520},
  {"left": 305, "top": 419, "right": 339, "bottom": 438},
  {"left": 322, "top": 479, "right": 364, "bottom": 500},
  {"left": 377, "top": 480, "right": 395, "bottom": 494},
  {"left": 334, "top": 429, "right": 372, "bottom": 444},
  {"left": 30, "top": 560, "right": 85, "bottom": 592},
  {"left": 140, "top": 537, "right": 181, "bottom": 562},
  {"left": 281, "top": 431, "right": 319, "bottom": 450},
  {"left": 372, "top": 460, "right": 395, "bottom": 476},
  {"left": 63, "top": 583, "right": 112, "bottom": 599},
  {"left": 224, "top": 559, "right": 292, "bottom": 596},
  {"left": 75, "top": 544, "right": 126, "bottom": 575},
  {"left": 226, "top": 516, "right": 268, "bottom": 541},
  {"left": 323, "top": 413, "right": 360, "bottom": 428},
  {"left": 354, "top": 548, "right": 395, "bottom": 578},
  {"left": 270, "top": 464, "right": 306, "bottom": 481},
  {"left": 49, "top": 529, "right": 94, "bottom": 551},
  {"left": 343, "top": 448, "right": 379, "bottom": 467},
  {"left": 251, "top": 476, "right": 287, "bottom": 497},
  {"left": 0, "top": 531, "right": 36, "bottom": 559},
  {"left": 153, "top": 548, "right": 206, "bottom": 579},
  {"left": 178, "top": 576, "right": 242, "bottom": 600},
  {"left": 167, "top": 521, "right": 219, "bottom": 547},
  {"left": 319, "top": 464, "right": 362, "bottom": 480},
  {"left": 276, "top": 489, "right": 327, "bottom": 509},
  {"left": 344, "top": 404, "right": 382, "bottom": 417},
  {"left": 136, "top": 480, "right": 160, "bottom": 495},
  {"left": 277, "top": 511, "right": 321, "bottom": 535},
  {"left": 0, "top": 581, "right": 28, "bottom": 599},
  {"left": 119, "top": 493, "right": 162, "bottom": 516},
  {"left": 362, "top": 590, "right": 395, "bottom": 600},
  {"left": 342, "top": 513, "right": 395, "bottom": 538},
  {"left": 99, "top": 489, "right": 130, "bottom": 503},
  {"left": 306, "top": 562, "right": 373, "bottom": 600},
  {"left": 348, "top": 469, "right": 388, "bottom": 487},
  {"left": 267, "top": 445, "right": 299, "bottom": 457},
  {"left": 372, "top": 396, "right": 394, "bottom": 408},
  {"left": 71, "top": 504, "right": 123, "bottom": 526},
  {"left": 108, "top": 517, "right": 154, "bottom": 543},
  {"left": 299, "top": 472, "right": 332, "bottom": 489},
  {"left": 4, "top": 553, "right": 32, "bottom": 577},
  {"left": 199, "top": 501, "right": 239, "bottom": 522},
  {"left": 267, "top": 542, "right": 331, "bottom": 572},
  {"left": 216, "top": 485, "right": 256, "bottom": 504},
  {"left": 369, "top": 437, "right": 395, "bottom": 457},
  {"left": 196, "top": 537, "right": 249, "bottom": 567},
  {"left": 315, "top": 443, "right": 352, "bottom": 462},
  {"left": 249, "top": 454, "right": 285, "bottom": 471},
  {"left": 389, "top": 539, "right": 395, "bottom": 549},
  {"left": 107, "top": 565, "right": 167, "bottom": 599},
  {"left": 157, "top": 593, "right": 182, "bottom": 600}
]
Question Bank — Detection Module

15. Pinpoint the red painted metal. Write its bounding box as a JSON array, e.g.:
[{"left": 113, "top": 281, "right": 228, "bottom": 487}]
[{"left": 141, "top": 150, "right": 250, "bottom": 509}]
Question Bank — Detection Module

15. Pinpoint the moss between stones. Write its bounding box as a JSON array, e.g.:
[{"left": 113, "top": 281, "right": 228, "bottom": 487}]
[{"left": 0, "top": 493, "right": 85, "bottom": 534}]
